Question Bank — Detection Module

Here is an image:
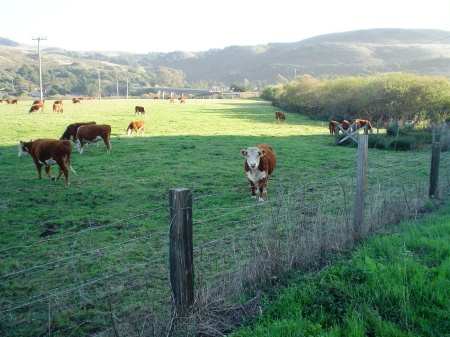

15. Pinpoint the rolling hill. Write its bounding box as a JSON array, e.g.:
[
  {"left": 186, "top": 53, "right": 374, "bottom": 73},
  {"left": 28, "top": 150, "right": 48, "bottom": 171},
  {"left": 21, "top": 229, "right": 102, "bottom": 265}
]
[{"left": 0, "top": 28, "right": 449, "bottom": 93}]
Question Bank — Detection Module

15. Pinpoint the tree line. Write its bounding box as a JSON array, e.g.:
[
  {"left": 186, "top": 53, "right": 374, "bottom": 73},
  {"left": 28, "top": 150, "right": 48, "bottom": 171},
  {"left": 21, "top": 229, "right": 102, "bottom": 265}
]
[{"left": 261, "top": 73, "right": 450, "bottom": 125}]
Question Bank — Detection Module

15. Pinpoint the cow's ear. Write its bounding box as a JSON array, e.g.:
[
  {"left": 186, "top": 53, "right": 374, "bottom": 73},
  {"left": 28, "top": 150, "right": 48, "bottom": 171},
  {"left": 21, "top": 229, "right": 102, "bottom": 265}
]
[
  {"left": 240, "top": 150, "right": 247, "bottom": 157},
  {"left": 259, "top": 149, "right": 266, "bottom": 157}
]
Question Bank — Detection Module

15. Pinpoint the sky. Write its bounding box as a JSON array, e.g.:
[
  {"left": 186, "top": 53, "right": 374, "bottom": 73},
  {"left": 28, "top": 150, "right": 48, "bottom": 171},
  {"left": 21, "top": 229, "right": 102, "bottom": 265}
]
[{"left": 1, "top": 0, "right": 449, "bottom": 54}]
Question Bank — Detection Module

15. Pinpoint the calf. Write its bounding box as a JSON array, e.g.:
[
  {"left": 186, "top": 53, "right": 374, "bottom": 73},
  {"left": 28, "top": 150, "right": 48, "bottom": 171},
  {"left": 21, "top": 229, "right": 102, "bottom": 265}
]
[
  {"left": 125, "top": 120, "right": 145, "bottom": 136},
  {"left": 275, "top": 111, "right": 286, "bottom": 122},
  {"left": 60, "top": 121, "right": 97, "bottom": 141},
  {"left": 29, "top": 103, "right": 45, "bottom": 114},
  {"left": 329, "top": 120, "right": 338, "bottom": 134},
  {"left": 53, "top": 103, "right": 64, "bottom": 113},
  {"left": 135, "top": 106, "right": 146, "bottom": 116},
  {"left": 74, "top": 124, "right": 112, "bottom": 154},
  {"left": 240, "top": 144, "right": 276, "bottom": 202},
  {"left": 18, "top": 139, "right": 77, "bottom": 187}
]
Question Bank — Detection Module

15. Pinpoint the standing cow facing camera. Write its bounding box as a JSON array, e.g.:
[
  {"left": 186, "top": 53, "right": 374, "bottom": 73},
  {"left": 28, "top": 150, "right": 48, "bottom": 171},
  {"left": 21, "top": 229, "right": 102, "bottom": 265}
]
[{"left": 240, "top": 144, "right": 276, "bottom": 202}]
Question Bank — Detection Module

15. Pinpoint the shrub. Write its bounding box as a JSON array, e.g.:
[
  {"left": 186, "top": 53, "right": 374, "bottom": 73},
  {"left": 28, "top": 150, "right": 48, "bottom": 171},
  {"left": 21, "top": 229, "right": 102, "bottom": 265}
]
[{"left": 389, "top": 137, "right": 413, "bottom": 151}]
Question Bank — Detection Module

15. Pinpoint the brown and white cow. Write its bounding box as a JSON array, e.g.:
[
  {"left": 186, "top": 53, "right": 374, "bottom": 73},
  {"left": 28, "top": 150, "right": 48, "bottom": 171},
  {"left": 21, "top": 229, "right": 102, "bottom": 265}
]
[
  {"left": 53, "top": 103, "right": 64, "bottom": 113},
  {"left": 60, "top": 121, "right": 97, "bottom": 141},
  {"left": 240, "top": 144, "right": 276, "bottom": 202},
  {"left": 329, "top": 120, "right": 339, "bottom": 134},
  {"left": 6, "top": 98, "right": 13, "bottom": 104},
  {"left": 29, "top": 103, "right": 45, "bottom": 114},
  {"left": 18, "top": 139, "right": 78, "bottom": 187},
  {"left": 354, "top": 119, "right": 373, "bottom": 133},
  {"left": 135, "top": 106, "right": 146, "bottom": 116},
  {"left": 275, "top": 111, "right": 286, "bottom": 122},
  {"left": 125, "top": 120, "right": 145, "bottom": 136},
  {"left": 74, "top": 124, "right": 112, "bottom": 154},
  {"left": 341, "top": 120, "right": 351, "bottom": 131},
  {"left": 72, "top": 98, "right": 81, "bottom": 104},
  {"left": 11, "top": 99, "right": 18, "bottom": 105}
]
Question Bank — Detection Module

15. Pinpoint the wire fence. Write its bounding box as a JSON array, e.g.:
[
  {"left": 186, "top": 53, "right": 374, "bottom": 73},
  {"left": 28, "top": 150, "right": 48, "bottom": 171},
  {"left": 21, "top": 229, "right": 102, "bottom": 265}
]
[{"left": 1, "top": 148, "right": 449, "bottom": 336}]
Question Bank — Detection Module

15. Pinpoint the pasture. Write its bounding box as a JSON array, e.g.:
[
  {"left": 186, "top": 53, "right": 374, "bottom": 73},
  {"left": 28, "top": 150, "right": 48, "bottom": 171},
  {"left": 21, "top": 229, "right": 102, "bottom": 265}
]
[{"left": 0, "top": 98, "right": 448, "bottom": 336}]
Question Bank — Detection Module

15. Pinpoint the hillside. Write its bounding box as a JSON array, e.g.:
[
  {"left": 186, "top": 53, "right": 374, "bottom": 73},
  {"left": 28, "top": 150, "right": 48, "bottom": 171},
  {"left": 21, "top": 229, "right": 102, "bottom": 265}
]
[{"left": 0, "top": 28, "right": 449, "bottom": 95}]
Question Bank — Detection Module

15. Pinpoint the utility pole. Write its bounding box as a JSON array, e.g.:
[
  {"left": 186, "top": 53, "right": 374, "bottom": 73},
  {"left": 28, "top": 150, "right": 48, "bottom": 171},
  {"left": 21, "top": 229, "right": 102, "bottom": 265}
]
[
  {"left": 98, "top": 67, "right": 101, "bottom": 100},
  {"left": 32, "top": 36, "right": 47, "bottom": 102}
]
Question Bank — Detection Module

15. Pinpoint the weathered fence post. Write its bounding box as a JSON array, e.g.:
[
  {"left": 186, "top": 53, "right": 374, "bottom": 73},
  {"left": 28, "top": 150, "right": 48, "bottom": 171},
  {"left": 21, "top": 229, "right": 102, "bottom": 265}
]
[
  {"left": 334, "top": 124, "right": 340, "bottom": 145},
  {"left": 354, "top": 134, "right": 368, "bottom": 241},
  {"left": 169, "top": 188, "right": 194, "bottom": 318},
  {"left": 429, "top": 142, "right": 441, "bottom": 198}
]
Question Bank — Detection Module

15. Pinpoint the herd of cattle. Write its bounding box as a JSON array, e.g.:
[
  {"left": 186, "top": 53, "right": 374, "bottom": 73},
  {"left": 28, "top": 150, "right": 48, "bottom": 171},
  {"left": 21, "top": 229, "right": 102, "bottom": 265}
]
[
  {"left": 328, "top": 119, "right": 373, "bottom": 135},
  {"left": 16, "top": 101, "right": 150, "bottom": 188},
  {"left": 12, "top": 99, "right": 372, "bottom": 202}
]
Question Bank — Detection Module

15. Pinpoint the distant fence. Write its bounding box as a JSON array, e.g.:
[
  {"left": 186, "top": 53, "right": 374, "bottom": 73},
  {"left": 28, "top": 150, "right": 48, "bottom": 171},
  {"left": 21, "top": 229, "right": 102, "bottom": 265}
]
[{"left": 1, "top": 139, "right": 449, "bottom": 336}]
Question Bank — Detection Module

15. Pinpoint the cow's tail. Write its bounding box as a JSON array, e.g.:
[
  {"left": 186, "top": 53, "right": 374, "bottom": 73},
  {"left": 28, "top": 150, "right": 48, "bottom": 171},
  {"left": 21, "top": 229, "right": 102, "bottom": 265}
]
[{"left": 65, "top": 142, "right": 79, "bottom": 177}]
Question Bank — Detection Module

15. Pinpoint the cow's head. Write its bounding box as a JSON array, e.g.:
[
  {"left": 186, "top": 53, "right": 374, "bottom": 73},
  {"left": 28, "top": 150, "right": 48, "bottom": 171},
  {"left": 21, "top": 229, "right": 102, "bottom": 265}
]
[
  {"left": 240, "top": 146, "right": 266, "bottom": 170},
  {"left": 18, "top": 140, "right": 31, "bottom": 157}
]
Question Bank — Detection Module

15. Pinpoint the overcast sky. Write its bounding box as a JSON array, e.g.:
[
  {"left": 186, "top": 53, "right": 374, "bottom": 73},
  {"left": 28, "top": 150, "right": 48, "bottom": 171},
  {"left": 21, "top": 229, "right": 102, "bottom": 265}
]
[{"left": 1, "top": 0, "right": 449, "bottom": 53}]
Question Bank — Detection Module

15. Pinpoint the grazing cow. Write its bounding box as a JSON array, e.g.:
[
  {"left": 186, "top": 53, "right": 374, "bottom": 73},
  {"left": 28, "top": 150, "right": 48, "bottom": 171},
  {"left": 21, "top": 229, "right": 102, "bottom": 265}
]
[
  {"left": 72, "top": 98, "right": 81, "bottom": 104},
  {"left": 74, "top": 124, "right": 112, "bottom": 154},
  {"left": 29, "top": 103, "right": 45, "bottom": 114},
  {"left": 6, "top": 98, "right": 13, "bottom": 104},
  {"left": 153, "top": 96, "right": 159, "bottom": 99},
  {"left": 329, "top": 120, "right": 339, "bottom": 134},
  {"left": 341, "top": 120, "right": 351, "bottom": 131},
  {"left": 240, "top": 144, "right": 276, "bottom": 202},
  {"left": 275, "top": 111, "right": 286, "bottom": 122},
  {"left": 53, "top": 103, "right": 64, "bottom": 113},
  {"left": 125, "top": 120, "right": 145, "bottom": 136},
  {"left": 135, "top": 106, "right": 146, "bottom": 116},
  {"left": 179, "top": 98, "right": 186, "bottom": 104},
  {"left": 354, "top": 119, "right": 373, "bottom": 133},
  {"left": 11, "top": 99, "right": 18, "bottom": 105},
  {"left": 60, "top": 121, "right": 97, "bottom": 141},
  {"left": 18, "top": 139, "right": 77, "bottom": 187}
]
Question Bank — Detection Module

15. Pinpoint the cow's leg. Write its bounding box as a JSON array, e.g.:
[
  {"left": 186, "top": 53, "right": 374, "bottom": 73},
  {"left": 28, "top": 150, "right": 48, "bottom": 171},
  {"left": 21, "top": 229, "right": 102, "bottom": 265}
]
[
  {"left": 258, "top": 178, "right": 269, "bottom": 202},
  {"left": 105, "top": 140, "right": 111, "bottom": 153},
  {"left": 44, "top": 165, "right": 54, "bottom": 181},
  {"left": 34, "top": 163, "right": 43, "bottom": 179},
  {"left": 248, "top": 180, "right": 257, "bottom": 199},
  {"left": 55, "top": 164, "right": 69, "bottom": 187}
]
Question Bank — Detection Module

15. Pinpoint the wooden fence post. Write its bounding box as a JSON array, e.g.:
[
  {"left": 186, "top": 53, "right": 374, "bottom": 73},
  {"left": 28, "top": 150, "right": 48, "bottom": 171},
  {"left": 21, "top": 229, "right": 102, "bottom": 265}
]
[
  {"left": 169, "top": 188, "right": 194, "bottom": 317},
  {"left": 354, "top": 135, "right": 368, "bottom": 241},
  {"left": 429, "top": 142, "right": 441, "bottom": 198}
]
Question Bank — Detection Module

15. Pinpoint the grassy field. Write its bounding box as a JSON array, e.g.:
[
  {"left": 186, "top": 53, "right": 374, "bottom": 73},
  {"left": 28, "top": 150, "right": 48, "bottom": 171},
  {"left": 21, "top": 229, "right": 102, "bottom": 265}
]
[
  {"left": 0, "top": 98, "right": 448, "bottom": 336},
  {"left": 227, "top": 199, "right": 450, "bottom": 337}
]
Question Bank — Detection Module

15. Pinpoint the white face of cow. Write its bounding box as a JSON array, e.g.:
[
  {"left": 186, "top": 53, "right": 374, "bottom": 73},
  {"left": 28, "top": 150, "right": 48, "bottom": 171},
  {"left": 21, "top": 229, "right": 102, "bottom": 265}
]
[
  {"left": 240, "top": 147, "right": 266, "bottom": 170},
  {"left": 18, "top": 141, "right": 30, "bottom": 157}
]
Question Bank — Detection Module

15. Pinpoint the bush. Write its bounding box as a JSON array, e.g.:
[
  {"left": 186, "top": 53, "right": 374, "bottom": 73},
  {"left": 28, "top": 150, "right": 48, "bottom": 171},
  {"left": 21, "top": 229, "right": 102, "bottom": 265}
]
[{"left": 389, "top": 137, "right": 413, "bottom": 151}]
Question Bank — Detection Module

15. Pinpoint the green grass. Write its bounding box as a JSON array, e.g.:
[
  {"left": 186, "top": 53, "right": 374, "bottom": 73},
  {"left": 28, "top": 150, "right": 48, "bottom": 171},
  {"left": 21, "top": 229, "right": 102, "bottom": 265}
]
[
  {"left": 0, "top": 98, "right": 448, "bottom": 336},
  {"left": 227, "top": 200, "right": 450, "bottom": 337}
]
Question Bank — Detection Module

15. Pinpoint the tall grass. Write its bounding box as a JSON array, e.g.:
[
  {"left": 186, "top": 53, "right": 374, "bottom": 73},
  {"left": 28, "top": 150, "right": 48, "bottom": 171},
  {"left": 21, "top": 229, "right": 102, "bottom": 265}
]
[{"left": 0, "top": 98, "right": 448, "bottom": 336}]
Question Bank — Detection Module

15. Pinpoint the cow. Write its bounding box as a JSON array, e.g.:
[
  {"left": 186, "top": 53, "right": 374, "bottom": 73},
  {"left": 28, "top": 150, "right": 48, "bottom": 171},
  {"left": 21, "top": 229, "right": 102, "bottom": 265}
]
[
  {"left": 179, "top": 98, "right": 186, "bottom": 104},
  {"left": 354, "top": 119, "right": 373, "bottom": 133},
  {"left": 18, "top": 139, "right": 78, "bottom": 187},
  {"left": 6, "top": 98, "right": 13, "bottom": 104},
  {"left": 11, "top": 99, "right": 18, "bottom": 105},
  {"left": 169, "top": 97, "right": 175, "bottom": 103},
  {"left": 54, "top": 100, "right": 63, "bottom": 105},
  {"left": 240, "top": 144, "right": 276, "bottom": 202},
  {"left": 341, "top": 120, "right": 351, "bottom": 131},
  {"left": 74, "top": 124, "right": 112, "bottom": 154},
  {"left": 72, "top": 98, "right": 81, "bottom": 104},
  {"left": 329, "top": 120, "right": 339, "bottom": 134},
  {"left": 60, "top": 121, "right": 97, "bottom": 141},
  {"left": 135, "top": 106, "right": 146, "bottom": 116},
  {"left": 29, "top": 103, "right": 45, "bottom": 114},
  {"left": 125, "top": 120, "right": 145, "bottom": 136},
  {"left": 275, "top": 111, "right": 286, "bottom": 122},
  {"left": 53, "top": 103, "right": 64, "bottom": 113}
]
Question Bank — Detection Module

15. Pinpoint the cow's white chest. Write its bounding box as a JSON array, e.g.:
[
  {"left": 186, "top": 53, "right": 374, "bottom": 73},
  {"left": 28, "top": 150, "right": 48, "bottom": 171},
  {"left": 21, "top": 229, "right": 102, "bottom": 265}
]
[{"left": 246, "top": 169, "right": 266, "bottom": 184}]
